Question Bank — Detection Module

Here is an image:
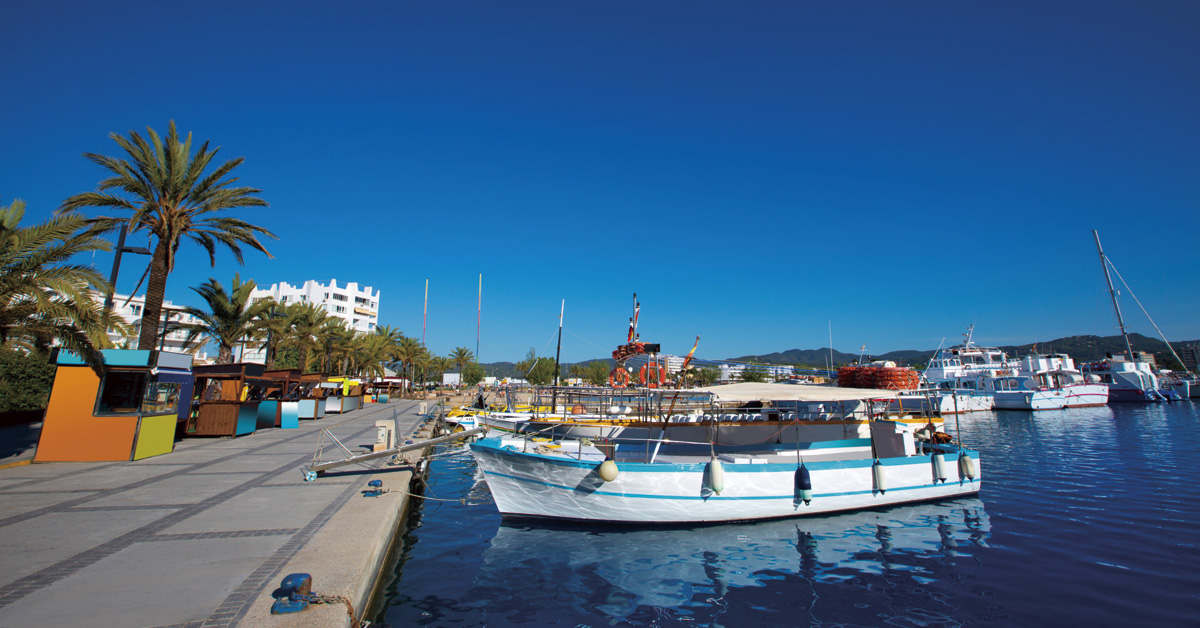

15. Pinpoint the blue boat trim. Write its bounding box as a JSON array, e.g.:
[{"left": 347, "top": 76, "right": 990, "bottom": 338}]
[
  {"left": 479, "top": 468, "right": 974, "bottom": 501},
  {"left": 471, "top": 438, "right": 977, "bottom": 474}
]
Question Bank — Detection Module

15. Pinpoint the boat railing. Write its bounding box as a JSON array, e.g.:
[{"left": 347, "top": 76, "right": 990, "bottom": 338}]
[{"left": 527, "top": 386, "right": 717, "bottom": 421}]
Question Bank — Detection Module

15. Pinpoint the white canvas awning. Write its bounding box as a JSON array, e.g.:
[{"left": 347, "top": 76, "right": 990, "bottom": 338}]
[{"left": 697, "top": 382, "right": 899, "bottom": 403}]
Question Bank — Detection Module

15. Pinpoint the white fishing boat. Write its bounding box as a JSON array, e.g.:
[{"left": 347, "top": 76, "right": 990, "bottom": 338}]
[
  {"left": 470, "top": 414, "right": 980, "bottom": 524},
  {"left": 992, "top": 354, "right": 1109, "bottom": 410}
]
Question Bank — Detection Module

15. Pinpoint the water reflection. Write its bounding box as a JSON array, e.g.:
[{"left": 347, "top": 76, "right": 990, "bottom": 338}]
[{"left": 467, "top": 499, "right": 989, "bottom": 626}]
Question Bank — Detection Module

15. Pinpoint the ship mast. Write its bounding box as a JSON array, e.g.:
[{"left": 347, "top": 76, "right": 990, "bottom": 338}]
[{"left": 1093, "top": 230, "right": 1135, "bottom": 362}]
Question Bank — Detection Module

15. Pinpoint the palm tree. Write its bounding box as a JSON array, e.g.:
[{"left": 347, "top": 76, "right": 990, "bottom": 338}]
[
  {"left": 60, "top": 121, "right": 275, "bottom": 350},
  {"left": 316, "top": 319, "right": 355, "bottom": 374},
  {"left": 178, "top": 274, "right": 272, "bottom": 364},
  {"left": 374, "top": 324, "right": 404, "bottom": 345},
  {"left": 1, "top": 199, "right": 123, "bottom": 368},
  {"left": 393, "top": 336, "right": 425, "bottom": 393},
  {"left": 278, "top": 302, "right": 329, "bottom": 373},
  {"left": 429, "top": 355, "right": 453, "bottom": 384},
  {"left": 354, "top": 333, "right": 394, "bottom": 379},
  {"left": 450, "top": 346, "right": 475, "bottom": 373}
]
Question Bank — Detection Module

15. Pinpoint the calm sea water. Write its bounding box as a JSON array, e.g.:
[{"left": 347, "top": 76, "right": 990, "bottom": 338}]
[{"left": 371, "top": 403, "right": 1200, "bottom": 627}]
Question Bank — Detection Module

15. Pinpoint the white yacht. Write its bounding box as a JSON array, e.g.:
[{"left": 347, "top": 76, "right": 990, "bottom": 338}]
[{"left": 992, "top": 354, "right": 1108, "bottom": 410}]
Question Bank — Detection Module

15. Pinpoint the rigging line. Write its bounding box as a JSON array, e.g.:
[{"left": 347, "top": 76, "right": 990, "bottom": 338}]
[
  {"left": 563, "top": 327, "right": 607, "bottom": 350},
  {"left": 1106, "top": 260, "right": 1190, "bottom": 373},
  {"left": 525, "top": 327, "right": 561, "bottom": 378}
]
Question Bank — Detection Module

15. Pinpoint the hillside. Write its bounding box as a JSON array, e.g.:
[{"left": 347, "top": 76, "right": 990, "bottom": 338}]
[
  {"left": 733, "top": 333, "right": 1198, "bottom": 368},
  {"left": 476, "top": 333, "right": 1198, "bottom": 375}
]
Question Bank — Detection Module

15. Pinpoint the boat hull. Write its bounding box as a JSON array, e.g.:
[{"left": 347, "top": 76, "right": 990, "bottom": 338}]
[
  {"left": 993, "top": 384, "right": 1108, "bottom": 410},
  {"left": 892, "top": 391, "right": 993, "bottom": 414},
  {"left": 471, "top": 438, "right": 981, "bottom": 524}
]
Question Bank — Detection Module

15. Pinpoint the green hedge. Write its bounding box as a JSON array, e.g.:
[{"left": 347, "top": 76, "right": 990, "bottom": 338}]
[{"left": 0, "top": 347, "right": 55, "bottom": 413}]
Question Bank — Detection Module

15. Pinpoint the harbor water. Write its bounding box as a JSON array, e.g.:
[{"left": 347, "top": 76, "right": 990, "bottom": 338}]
[{"left": 370, "top": 403, "right": 1200, "bottom": 627}]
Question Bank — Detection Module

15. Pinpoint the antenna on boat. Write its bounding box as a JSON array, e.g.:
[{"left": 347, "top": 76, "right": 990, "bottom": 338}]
[
  {"left": 924, "top": 337, "right": 946, "bottom": 383},
  {"left": 1094, "top": 230, "right": 1135, "bottom": 362},
  {"left": 828, "top": 321, "right": 834, "bottom": 379}
]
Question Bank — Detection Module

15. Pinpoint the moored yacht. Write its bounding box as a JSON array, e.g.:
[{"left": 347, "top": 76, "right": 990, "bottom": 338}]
[{"left": 992, "top": 353, "right": 1108, "bottom": 410}]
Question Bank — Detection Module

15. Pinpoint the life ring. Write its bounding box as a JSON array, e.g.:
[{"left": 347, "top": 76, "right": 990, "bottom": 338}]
[
  {"left": 639, "top": 364, "right": 666, "bottom": 388},
  {"left": 608, "top": 368, "right": 631, "bottom": 388}
]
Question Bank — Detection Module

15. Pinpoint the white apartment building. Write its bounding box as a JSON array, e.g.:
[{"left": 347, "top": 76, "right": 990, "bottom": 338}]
[
  {"left": 250, "top": 279, "right": 381, "bottom": 333},
  {"left": 106, "top": 292, "right": 210, "bottom": 361}
]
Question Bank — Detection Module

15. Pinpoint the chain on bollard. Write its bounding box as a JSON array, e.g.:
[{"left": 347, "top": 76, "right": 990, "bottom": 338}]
[{"left": 271, "top": 572, "right": 372, "bottom": 627}]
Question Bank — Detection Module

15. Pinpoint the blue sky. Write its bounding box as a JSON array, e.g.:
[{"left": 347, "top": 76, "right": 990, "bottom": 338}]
[{"left": 3, "top": 1, "right": 1198, "bottom": 363}]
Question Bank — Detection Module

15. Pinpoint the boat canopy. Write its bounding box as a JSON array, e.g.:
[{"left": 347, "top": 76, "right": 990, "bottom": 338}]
[{"left": 697, "top": 382, "right": 899, "bottom": 402}]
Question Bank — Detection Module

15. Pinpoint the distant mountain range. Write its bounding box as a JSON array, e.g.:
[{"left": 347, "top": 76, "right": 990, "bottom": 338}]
[
  {"left": 735, "top": 333, "right": 1198, "bottom": 368},
  {"left": 478, "top": 333, "right": 1199, "bottom": 376}
]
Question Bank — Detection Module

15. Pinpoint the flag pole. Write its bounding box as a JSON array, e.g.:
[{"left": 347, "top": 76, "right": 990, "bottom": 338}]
[{"left": 422, "top": 278, "right": 429, "bottom": 346}]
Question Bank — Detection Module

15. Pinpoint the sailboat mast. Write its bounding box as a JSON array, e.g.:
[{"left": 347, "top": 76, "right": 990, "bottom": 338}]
[
  {"left": 554, "top": 299, "right": 564, "bottom": 387},
  {"left": 1093, "top": 230, "right": 1135, "bottom": 361},
  {"left": 477, "top": 273, "right": 482, "bottom": 362}
]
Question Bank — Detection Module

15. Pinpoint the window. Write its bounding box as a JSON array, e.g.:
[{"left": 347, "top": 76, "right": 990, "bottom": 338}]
[
  {"left": 332, "top": 293, "right": 348, "bottom": 302},
  {"left": 131, "top": 304, "right": 142, "bottom": 315},
  {"left": 335, "top": 305, "right": 346, "bottom": 313},
  {"left": 141, "top": 381, "right": 182, "bottom": 414},
  {"left": 95, "top": 370, "right": 149, "bottom": 415}
]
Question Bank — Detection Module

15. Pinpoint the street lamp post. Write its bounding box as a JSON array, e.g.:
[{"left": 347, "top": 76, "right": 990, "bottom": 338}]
[{"left": 103, "top": 223, "right": 151, "bottom": 312}]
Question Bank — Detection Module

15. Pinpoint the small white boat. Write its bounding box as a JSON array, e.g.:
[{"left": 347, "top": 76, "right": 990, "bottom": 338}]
[
  {"left": 992, "top": 354, "right": 1109, "bottom": 410},
  {"left": 471, "top": 417, "right": 981, "bottom": 525}
]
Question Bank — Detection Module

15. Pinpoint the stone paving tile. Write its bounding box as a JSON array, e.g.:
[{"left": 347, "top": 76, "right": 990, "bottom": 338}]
[
  {"left": 198, "top": 455, "right": 309, "bottom": 473},
  {"left": 78, "top": 472, "right": 264, "bottom": 508},
  {"left": 159, "top": 483, "right": 349, "bottom": 535},
  {"left": 0, "top": 507, "right": 178, "bottom": 586},
  {"left": 0, "top": 536, "right": 292, "bottom": 628},
  {"left": 0, "top": 461, "right": 118, "bottom": 480},
  {"left": 30, "top": 464, "right": 193, "bottom": 491},
  {"left": 0, "top": 490, "right": 101, "bottom": 518}
]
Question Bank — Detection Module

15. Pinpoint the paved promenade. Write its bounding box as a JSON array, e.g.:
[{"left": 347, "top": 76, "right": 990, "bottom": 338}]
[{"left": 0, "top": 400, "right": 432, "bottom": 628}]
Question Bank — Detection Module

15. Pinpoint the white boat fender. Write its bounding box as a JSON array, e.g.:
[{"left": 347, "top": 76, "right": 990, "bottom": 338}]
[
  {"left": 959, "top": 453, "right": 976, "bottom": 481},
  {"left": 932, "top": 452, "right": 948, "bottom": 483},
  {"left": 872, "top": 459, "right": 886, "bottom": 494},
  {"left": 794, "top": 463, "right": 812, "bottom": 505},
  {"left": 598, "top": 459, "right": 619, "bottom": 482},
  {"left": 705, "top": 457, "right": 725, "bottom": 495}
]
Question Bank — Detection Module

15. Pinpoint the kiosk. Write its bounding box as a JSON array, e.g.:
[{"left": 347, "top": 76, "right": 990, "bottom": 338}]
[
  {"left": 323, "top": 377, "right": 363, "bottom": 413},
  {"left": 187, "top": 363, "right": 269, "bottom": 437},
  {"left": 35, "top": 349, "right": 193, "bottom": 462},
  {"left": 260, "top": 370, "right": 323, "bottom": 429}
]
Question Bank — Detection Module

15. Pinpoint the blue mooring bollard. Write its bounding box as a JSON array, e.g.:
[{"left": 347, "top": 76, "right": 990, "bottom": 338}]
[{"left": 270, "top": 573, "right": 313, "bottom": 614}]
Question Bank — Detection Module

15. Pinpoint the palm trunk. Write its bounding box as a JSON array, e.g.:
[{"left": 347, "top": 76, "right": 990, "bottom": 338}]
[
  {"left": 137, "top": 239, "right": 171, "bottom": 351},
  {"left": 217, "top": 345, "right": 234, "bottom": 364}
]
